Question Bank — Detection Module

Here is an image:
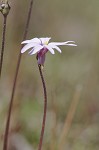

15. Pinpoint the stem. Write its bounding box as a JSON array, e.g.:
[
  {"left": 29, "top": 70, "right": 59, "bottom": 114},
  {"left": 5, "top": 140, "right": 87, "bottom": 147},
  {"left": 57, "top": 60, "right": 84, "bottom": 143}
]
[
  {"left": 38, "top": 65, "right": 47, "bottom": 150},
  {"left": 3, "top": 1, "right": 34, "bottom": 150},
  {"left": 0, "top": 16, "right": 7, "bottom": 77}
]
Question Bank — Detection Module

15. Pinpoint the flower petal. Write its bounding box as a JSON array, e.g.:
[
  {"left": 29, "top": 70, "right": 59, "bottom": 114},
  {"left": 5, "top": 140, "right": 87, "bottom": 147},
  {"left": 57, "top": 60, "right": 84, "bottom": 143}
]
[
  {"left": 30, "top": 45, "right": 44, "bottom": 55},
  {"left": 21, "top": 40, "right": 31, "bottom": 44},
  {"left": 65, "top": 43, "right": 77, "bottom": 46},
  {"left": 49, "top": 42, "right": 67, "bottom": 46},
  {"left": 45, "top": 45, "right": 55, "bottom": 54},
  {"left": 49, "top": 41, "right": 77, "bottom": 46},
  {"left": 21, "top": 43, "right": 36, "bottom": 53},
  {"left": 65, "top": 41, "right": 77, "bottom": 46},
  {"left": 21, "top": 38, "right": 40, "bottom": 44},
  {"left": 48, "top": 44, "right": 62, "bottom": 53},
  {"left": 65, "top": 41, "right": 76, "bottom": 44}
]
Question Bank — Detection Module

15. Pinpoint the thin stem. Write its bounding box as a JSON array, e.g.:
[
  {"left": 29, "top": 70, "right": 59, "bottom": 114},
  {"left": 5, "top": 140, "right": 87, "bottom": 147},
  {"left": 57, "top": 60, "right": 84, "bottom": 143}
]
[
  {"left": 38, "top": 65, "right": 47, "bottom": 150},
  {"left": 3, "top": 0, "right": 34, "bottom": 150},
  {"left": 0, "top": 16, "right": 7, "bottom": 77}
]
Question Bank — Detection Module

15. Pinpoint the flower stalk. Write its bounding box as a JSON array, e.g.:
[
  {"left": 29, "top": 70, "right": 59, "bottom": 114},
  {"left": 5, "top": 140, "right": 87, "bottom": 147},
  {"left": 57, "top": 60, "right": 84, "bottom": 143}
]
[
  {"left": 38, "top": 65, "right": 47, "bottom": 150},
  {"left": 3, "top": 0, "right": 34, "bottom": 150},
  {"left": 0, "top": 16, "right": 7, "bottom": 77},
  {"left": 0, "top": 1, "right": 10, "bottom": 77}
]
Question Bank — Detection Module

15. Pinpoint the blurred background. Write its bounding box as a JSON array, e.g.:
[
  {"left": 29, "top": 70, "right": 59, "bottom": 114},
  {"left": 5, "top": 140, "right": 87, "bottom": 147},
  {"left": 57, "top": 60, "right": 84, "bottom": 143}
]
[{"left": 0, "top": 0, "right": 99, "bottom": 149}]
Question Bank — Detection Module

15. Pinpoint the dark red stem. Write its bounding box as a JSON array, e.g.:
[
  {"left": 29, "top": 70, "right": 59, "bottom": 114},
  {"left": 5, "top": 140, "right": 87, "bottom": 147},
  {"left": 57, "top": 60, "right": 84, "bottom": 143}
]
[{"left": 38, "top": 65, "right": 47, "bottom": 150}]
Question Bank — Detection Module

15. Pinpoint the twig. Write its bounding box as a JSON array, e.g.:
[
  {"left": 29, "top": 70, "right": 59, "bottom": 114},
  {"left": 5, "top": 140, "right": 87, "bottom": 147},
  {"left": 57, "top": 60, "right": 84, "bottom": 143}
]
[
  {"left": 38, "top": 65, "right": 47, "bottom": 150},
  {"left": 3, "top": 1, "right": 34, "bottom": 150}
]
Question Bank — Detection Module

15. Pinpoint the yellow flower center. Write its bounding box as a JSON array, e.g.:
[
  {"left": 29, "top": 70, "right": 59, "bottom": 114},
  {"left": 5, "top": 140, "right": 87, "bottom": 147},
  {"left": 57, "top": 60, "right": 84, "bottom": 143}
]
[{"left": 44, "top": 41, "right": 48, "bottom": 45}]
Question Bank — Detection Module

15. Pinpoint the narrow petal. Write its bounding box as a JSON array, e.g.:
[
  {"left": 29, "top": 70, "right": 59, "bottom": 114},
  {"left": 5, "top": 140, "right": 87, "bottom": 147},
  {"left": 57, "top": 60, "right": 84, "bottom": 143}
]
[
  {"left": 21, "top": 43, "right": 35, "bottom": 53},
  {"left": 65, "top": 41, "right": 76, "bottom": 44},
  {"left": 65, "top": 43, "right": 77, "bottom": 46},
  {"left": 45, "top": 45, "right": 55, "bottom": 54},
  {"left": 30, "top": 45, "right": 43, "bottom": 55},
  {"left": 49, "top": 41, "right": 77, "bottom": 46},
  {"left": 21, "top": 38, "right": 40, "bottom": 44},
  {"left": 21, "top": 40, "right": 32, "bottom": 44},
  {"left": 65, "top": 41, "right": 77, "bottom": 46},
  {"left": 49, "top": 42, "right": 68, "bottom": 46},
  {"left": 48, "top": 44, "right": 62, "bottom": 53}
]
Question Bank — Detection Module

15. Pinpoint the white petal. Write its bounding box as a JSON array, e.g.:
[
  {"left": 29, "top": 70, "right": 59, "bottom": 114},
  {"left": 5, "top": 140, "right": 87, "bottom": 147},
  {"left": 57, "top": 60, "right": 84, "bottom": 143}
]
[
  {"left": 21, "top": 43, "right": 35, "bottom": 53},
  {"left": 45, "top": 45, "right": 55, "bottom": 54},
  {"left": 30, "top": 45, "right": 43, "bottom": 55},
  {"left": 40, "top": 37, "right": 51, "bottom": 44},
  {"left": 49, "top": 44, "right": 62, "bottom": 53},
  {"left": 49, "top": 41, "right": 77, "bottom": 46},
  {"left": 21, "top": 38, "right": 40, "bottom": 44},
  {"left": 49, "top": 42, "right": 67, "bottom": 46},
  {"left": 65, "top": 43, "right": 77, "bottom": 46},
  {"left": 65, "top": 41, "right": 76, "bottom": 44},
  {"left": 65, "top": 41, "right": 77, "bottom": 46}
]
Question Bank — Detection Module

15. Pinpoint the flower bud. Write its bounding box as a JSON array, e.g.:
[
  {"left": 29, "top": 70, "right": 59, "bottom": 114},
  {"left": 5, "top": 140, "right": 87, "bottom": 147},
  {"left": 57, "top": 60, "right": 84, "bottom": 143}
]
[{"left": 0, "top": 1, "right": 10, "bottom": 16}]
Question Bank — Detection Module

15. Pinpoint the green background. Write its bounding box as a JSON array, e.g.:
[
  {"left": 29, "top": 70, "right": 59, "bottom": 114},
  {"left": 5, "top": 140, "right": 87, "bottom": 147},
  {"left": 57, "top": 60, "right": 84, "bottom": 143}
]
[{"left": 0, "top": 0, "right": 99, "bottom": 149}]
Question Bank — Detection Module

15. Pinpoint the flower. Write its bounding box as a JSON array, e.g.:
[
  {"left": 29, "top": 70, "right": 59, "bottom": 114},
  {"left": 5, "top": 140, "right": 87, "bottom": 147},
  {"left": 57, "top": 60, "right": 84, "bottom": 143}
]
[{"left": 21, "top": 37, "right": 77, "bottom": 66}]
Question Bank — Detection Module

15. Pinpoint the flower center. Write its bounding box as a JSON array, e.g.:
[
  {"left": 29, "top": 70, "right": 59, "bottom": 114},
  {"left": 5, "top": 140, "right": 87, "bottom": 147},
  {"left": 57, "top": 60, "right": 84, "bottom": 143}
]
[{"left": 44, "top": 41, "right": 48, "bottom": 45}]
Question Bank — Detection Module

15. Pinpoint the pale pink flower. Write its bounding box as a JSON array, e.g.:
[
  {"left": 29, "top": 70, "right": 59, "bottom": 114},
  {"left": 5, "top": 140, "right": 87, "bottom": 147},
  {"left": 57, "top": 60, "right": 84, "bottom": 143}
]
[{"left": 21, "top": 37, "right": 77, "bottom": 66}]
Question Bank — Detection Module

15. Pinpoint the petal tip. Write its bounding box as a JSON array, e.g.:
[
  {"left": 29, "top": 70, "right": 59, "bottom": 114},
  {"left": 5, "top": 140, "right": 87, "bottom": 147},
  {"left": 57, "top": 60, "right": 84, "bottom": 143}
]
[{"left": 21, "top": 50, "right": 24, "bottom": 53}]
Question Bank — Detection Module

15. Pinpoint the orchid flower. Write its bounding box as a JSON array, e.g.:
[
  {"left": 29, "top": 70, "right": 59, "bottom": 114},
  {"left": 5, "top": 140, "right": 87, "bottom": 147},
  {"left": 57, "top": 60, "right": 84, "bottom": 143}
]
[{"left": 21, "top": 37, "right": 77, "bottom": 66}]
